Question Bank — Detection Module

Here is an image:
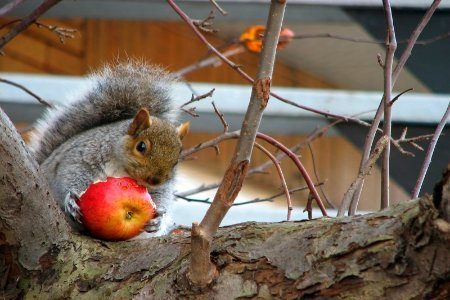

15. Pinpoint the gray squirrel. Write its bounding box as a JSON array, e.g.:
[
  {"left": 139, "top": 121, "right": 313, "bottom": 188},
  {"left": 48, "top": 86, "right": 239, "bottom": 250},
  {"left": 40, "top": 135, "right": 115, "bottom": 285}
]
[{"left": 29, "top": 61, "right": 189, "bottom": 236}]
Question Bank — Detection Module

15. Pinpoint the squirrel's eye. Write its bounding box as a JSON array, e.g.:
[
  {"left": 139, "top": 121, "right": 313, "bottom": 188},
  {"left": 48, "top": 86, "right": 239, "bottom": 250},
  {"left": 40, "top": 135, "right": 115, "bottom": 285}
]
[{"left": 136, "top": 141, "right": 146, "bottom": 153}]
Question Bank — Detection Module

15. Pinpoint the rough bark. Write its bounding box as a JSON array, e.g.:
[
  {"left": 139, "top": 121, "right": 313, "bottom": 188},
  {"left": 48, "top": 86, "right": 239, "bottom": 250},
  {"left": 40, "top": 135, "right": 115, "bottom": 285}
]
[
  {"left": 2, "top": 196, "right": 447, "bottom": 299},
  {"left": 1, "top": 109, "right": 450, "bottom": 299}
]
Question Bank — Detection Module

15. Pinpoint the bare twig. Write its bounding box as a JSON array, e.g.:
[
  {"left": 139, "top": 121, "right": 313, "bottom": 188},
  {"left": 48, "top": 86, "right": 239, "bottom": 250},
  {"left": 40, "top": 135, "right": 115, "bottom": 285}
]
[
  {"left": 389, "top": 88, "right": 413, "bottom": 106},
  {"left": 180, "top": 88, "right": 215, "bottom": 108},
  {"left": 392, "top": 131, "right": 434, "bottom": 157},
  {"left": 175, "top": 46, "right": 245, "bottom": 77},
  {"left": 377, "top": 53, "right": 385, "bottom": 68},
  {"left": 175, "top": 194, "right": 210, "bottom": 203},
  {"left": 381, "top": 0, "right": 398, "bottom": 210},
  {"left": 177, "top": 183, "right": 324, "bottom": 208},
  {"left": 256, "top": 133, "right": 327, "bottom": 217},
  {"left": 247, "top": 182, "right": 324, "bottom": 207},
  {"left": 348, "top": 0, "right": 441, "bottom": 216},
  {"left": 291, "top": 31, "right": 450, "bottom": 46},
  {"left": 307, "top": 143, "right": 335, "bottom": 209},
  {"left": 209, "top": 0, "right": 227, "bottom": 15},
  {"left": 411, "top": 104, "right": 450, "bottom": 199},
  {"left": 254, "top": 142, "right": 292, "bottom": 220},
  {"left": 0, "top": 19, "right": 76, "bottom": 44},
  {"left": 338, "top": 136, "right": 390, "bottom": 216},
  {"left": 212, "top": 101, "right": 228, "bottom": 133},
  {"left": 0, "top": 0, "right": 62, "bottom": 49},
  {"left": 35, "top": 21, "right": 77, "bottom": 44},
  {"left": 192, "top": 10, "right": 217, "bottom": 33},
  {"left": 304, "top": 193, "right": 314, "bottom": 220},
  {"left": 0, "top": 0, "right": 25, "bottom": 16},
  {"left": 181, "top": 107, "right": 199, "bottom": 117},
  {"left": 0, "top": 78, "right": 52, "bottom": 107}
]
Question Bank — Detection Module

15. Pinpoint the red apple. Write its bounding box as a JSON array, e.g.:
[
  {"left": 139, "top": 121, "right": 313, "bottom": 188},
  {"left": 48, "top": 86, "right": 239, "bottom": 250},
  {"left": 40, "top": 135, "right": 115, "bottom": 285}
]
[{"left": 78, "top": 177, "right": 156, "bottom": 241}]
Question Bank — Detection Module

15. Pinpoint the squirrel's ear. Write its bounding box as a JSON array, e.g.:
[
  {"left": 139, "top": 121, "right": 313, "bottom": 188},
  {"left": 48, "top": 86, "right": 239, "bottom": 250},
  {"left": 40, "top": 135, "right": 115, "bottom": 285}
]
[
  {"left": 177, "top": 122, "right": 190, "bottom": 140},
  {"left": 128, "top": 108, "right": 152, "bottom": 136}
]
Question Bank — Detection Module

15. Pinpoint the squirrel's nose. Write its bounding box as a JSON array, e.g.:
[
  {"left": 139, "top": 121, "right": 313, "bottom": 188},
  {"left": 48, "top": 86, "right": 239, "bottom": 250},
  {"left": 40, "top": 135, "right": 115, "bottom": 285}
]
[{"left": 147, "top": 176, "right": 161, "bottom": 185}]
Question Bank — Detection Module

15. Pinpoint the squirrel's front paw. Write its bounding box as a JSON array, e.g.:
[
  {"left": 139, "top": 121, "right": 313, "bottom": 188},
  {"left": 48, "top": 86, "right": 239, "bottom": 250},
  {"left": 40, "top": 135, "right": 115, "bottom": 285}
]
[
  {"left": 64, "top": 191, "right": 83, "bottom": 225},
  {"left": 144, "top": 208, "right": 166, "bottom": 233}
]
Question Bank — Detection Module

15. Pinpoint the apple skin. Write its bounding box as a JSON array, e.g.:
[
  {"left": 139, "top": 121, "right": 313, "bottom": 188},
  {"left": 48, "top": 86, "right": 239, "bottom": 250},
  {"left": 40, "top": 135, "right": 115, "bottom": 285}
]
[{"left": 78, "top": 177, "right": 156, "bottom": 241}]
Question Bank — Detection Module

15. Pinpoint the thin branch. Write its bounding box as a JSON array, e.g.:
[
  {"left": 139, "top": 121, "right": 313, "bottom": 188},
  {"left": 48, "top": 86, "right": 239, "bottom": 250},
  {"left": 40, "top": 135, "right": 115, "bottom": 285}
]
[
  {"left": 35, "top": 21, "right": 77, "bottom": 44},
  {"left": 181, "top": 107, "right": 199, "bottom": 117},
  {"left": 304, "top": 193, "right": 314, "bottom": 220},
  {"left": 348, "top": 0, "right": 441, "bottom": 216},
  {"left": 0, "top": 19, "right": 76, "bottom": 44},
  {"left": 389, "top": 88, "right": 413, "bottom": 106},
  {"left": 212, "top": 101, "right": 228, "bottom": 133},
  {"left": 256, "top": 133, "right": 328, "bottom": 217},
  {"left": 254, "top": 142, "right": 292, "bottom": 220},
  {"left": 209, "top": 0, "right": 227, "bottom": 16},
  {"left": 291, "top": 31, "right": 450, "bottom": 46},
  {"left": 175, "top": 194, "right": 210, "bottom": 203},
  {"left": 177, "top": 183, "right": 324, "bottom": 209},
  {"left": 180, "top": 88, "right": 215, "bottom": 108},
  {"left": 176, "top": 183, "right": 220, "bottom": 198},
  {"left": 0, "top": 78, "right": 52, "bottom": 107},
  {"left": 175, "top": 45, "right": 245, "bottom": 77},
  {"left": 381, "top": 0, "right": 398, "bottom": 210},
  {"left": 0, "top": 0, "right": 25, "bottom": 16},
  {"left": 338, "top": 135, "right": 390, "bottom": 216},
  {"left": 392, "top": 131, "right": 434, "bottom": 157},
  {"left": 411, "top": 103, "right": 450, "bottom": 199},
  {"left": 192, "top": 10, "right": 217, "bottom": 33},
  {"left": 247, "top": 182, "right": 324, "bottom": 207},
  {"left": 0, "top": 0, "right": 62, "bottom": 49},
  {"left": 181, "top": 130, "right": 240, "bottom": 159},
  {"left": 307, "top": 143, "right": 335, "bottom": 209}
]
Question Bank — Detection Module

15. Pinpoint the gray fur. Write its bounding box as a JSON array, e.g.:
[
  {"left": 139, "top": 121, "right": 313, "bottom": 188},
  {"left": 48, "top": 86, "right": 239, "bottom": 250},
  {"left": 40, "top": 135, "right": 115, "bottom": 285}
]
[
  {"left": 29, "top": 61, "right": 178, "bottom": 164},
  {"left": 30, "top": 62, "right": 181, "bottom": 236}
]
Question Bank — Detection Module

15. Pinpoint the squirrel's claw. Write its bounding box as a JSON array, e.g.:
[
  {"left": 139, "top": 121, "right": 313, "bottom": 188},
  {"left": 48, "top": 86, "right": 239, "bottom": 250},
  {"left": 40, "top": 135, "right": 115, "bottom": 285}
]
[
  {"left": 64, "top": 191, "right": 83, "bottom": 225},
  {"left": 144, "top": 208, "right": 166, "bottom": 233}
]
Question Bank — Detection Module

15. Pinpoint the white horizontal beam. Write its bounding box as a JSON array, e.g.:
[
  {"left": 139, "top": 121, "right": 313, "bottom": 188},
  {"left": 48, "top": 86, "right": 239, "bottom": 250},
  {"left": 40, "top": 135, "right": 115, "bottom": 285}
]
[{"left": 1, "top": 72, "right": 448, "bottom": 125}]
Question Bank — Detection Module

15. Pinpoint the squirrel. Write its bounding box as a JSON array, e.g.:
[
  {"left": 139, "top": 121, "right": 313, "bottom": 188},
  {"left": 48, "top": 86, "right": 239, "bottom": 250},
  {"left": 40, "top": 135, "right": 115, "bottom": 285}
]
[{"left": 29, "top": 61, "right": 189, "bottom": 236}]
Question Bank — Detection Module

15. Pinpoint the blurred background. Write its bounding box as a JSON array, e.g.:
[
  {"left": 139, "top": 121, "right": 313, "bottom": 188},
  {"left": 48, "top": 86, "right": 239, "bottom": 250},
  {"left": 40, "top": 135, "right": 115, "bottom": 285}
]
[{"left": 1, "top": 0, "right": 449, "bottom": 224}]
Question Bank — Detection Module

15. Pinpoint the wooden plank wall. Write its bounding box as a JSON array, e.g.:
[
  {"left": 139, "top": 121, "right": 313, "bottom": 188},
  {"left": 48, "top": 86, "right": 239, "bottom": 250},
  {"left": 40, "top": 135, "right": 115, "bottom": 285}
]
[{"left": 0, "top": 18, "right": 408, "bottom": 211}]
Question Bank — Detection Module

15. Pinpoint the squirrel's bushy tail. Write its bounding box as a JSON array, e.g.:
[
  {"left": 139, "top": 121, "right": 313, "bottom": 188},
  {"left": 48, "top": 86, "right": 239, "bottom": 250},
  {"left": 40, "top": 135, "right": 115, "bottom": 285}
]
[{"left": 29, "top": 60, "right": 178, "bottom": 164}]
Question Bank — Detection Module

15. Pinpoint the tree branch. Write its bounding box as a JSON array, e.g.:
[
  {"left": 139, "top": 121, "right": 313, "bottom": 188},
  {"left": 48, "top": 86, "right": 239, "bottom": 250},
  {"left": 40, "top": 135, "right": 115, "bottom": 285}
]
[
  {"left": 184, "top": 0, "right": 287, "bottom": 287},
  {"left": 0, "top": 107, "right": 71, "bottom": 270},
  {"left": 411, "top": 103, "right": 450, "bottom": 199},
  {"left": 0, "top": 0, "right": 25, "bottom": 16},
  {"left": 381, "top": 0, "right": 397, "bottom": 210},
  {"left": 0, "top": 0, "right": 62, "bottom": 49},
  {"left": 0, "top": 77, "right": 53, "bottom": 107},
  {"left": 338, "top": 135, "right": 390, "bottom": 216},
  {"left": 254, "top": 142, "right": 292, "bottom": 220}
]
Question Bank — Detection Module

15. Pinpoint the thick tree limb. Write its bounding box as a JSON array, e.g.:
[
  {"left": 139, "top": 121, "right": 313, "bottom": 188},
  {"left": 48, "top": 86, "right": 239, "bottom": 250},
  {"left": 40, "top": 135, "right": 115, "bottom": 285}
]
[
  {"left": 7, "top": 196, "right": 449, "bottom": 299},
  {"left": 0, "top": 107, "right": 71, "bottom": 270}
]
